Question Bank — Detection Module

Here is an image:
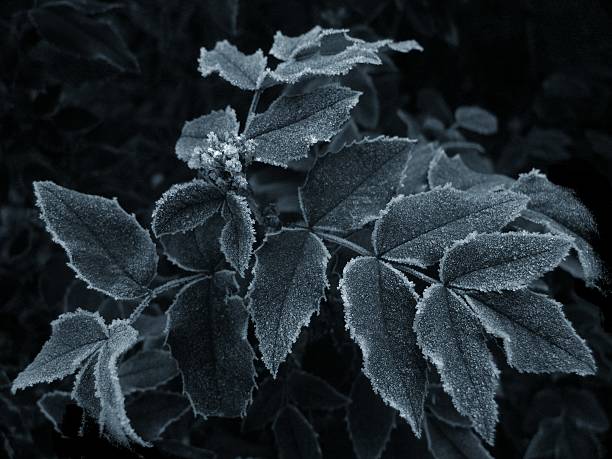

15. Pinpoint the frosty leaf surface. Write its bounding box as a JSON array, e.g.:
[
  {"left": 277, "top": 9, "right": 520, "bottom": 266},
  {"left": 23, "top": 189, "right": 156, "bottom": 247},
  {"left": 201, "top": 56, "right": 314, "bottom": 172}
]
[
  {"left": 160, "top": 213, "right": 226, "bottom": 272},
  {"left": 33, "top": 181, "right": 158, "bottom": 299},
  {"left": 399, "top": 143, "right": 438, "bottom": 195},
  {"left": 414, "top": 285, "right": 498, "bottom": 443},
  {"left": 287, "top": 370, "right": 349, "bottom": 410},
  {"left": 244, "top": 85, "right": 360, "bottom": 166},
  {"left": 152, "top": 180, "right": 225, "bottom": 237},
  {"left": 511, "top": 170, "right": 603, "bottom": 286},
  {"left": 247, "top": 228, "right": 330, "bottom": 377},
  {"left": 429, "top": 388, "right": 472, "bottom": 428},
  {"left": 300, "top": 137, "right": 413, "bottom": 231},
  {"left": 454, "top": 106, "right": 498, "bottom": 135},
  {"left": 73, "top": 353, "right": 101, "bottom": 419},
  {"left": 373, "top": 188, "right": 528, "bottom": 266},
  {"left": 175, "top": 107, "right": 239, "bottom": 166},
  {"left": 220, "top": 192, "right": 255, "bottom": 276},
  {"left": 119, "top": 350, "right": 179, "bottom": 394},
  {"left": 273, "top": 405, "right": 322, "bottom": 459},
  {"left": 440, "top": 232, "right": 573, "bottom": 292},
  {"left": 341, "top": 256, "right": 427, "bottom": 435},
  {"left": 270, "top": 26, "right": 325, "bottom": 61},
  {"left": 428, "top": 151, "right": 513, "bottom": 192},
  {"left": 424, "top": 414, "right": 493, "bottom": 459},
  {"left": 166, "top": 277, "right": 256, "bottom": 418},
  {"left": 347, "top": 373, "right": 397, "bottom": 459},
  {"left": 12, "top": 310, "right": 108, "bottom": 392},
  {"left": 126, "top": 391, "right": 190, "bottom": 442},
  {"left": 242, "top": 377, "right": 284, "bottom": 432},
  {"left": 37, "top": 391, "right": 73, "bottom": 433},
  {"left": 465, "top": 290, "right": 596, "bottom": 375},
  {"left": 198, "top": 40, "right": 267, "bottom": 90}
]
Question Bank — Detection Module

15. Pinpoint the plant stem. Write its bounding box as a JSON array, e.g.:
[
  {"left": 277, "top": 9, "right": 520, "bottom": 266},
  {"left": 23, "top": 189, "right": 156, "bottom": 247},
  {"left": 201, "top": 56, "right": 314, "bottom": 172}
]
[
  {"left": 244, "top": 89, "right": 262, "bottom": 132},
  {"left": 315, "top": 230, "right": 372, "bottom": 257},
  {"left": 394, "top": 264, "right": 439, "bottom": 285}
]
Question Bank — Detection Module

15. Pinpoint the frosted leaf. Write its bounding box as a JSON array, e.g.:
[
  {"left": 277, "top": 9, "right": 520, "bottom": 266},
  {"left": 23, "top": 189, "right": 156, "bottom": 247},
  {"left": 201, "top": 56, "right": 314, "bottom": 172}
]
[
  {"left": 244, "top": 85, "right": 360, "bottom": 166},
  {"left": 220, "top": 192, "right": 255, "bottom": 276},
  {"left": 300, "top": 137, "right": 413, "bottom": 231},
  {"left": 398, "top": 143, "right": 439, "bottom": 195},
  {"left": 73, "top": 353, "right": 101, "bottom": 419},
  {"left": 119, "top": 350, "right": 179, "bottom": 394},
  {"left": 166, "top": 278, "right": 256, "bottom": 418},
  {"left": 341, "top": 257, "right": 427, "bottom": 435},
  {"left": 465, "top": 290, "right": 596, "bottom": 375},
  {"left": 151, "top": 180, "right": 225, "bottom": 237},
  {"left": 454, "top": 106, "right": 498, "bottom": 135},
  {"left": 511, "top": 170, "right": 604, "bottom": 287},
  {"left": 414, "top": 285, "right": 498, "bottom": 443},
  {"left": 198, "top": 40, "right": 267, "bottom": 90},
  {"left": 12, "top": 310, "right": 108, "bottom": 392},
  {"left": 175, "top": 107, "right": 240, "bottom": 165},
  {"left": 126, "top": 391, "right": 190, "bottom": 442},
  {"left": 424, "top": 414, "right": 493, "bottom": 459},
  {"left": 242, "top": 377, "right": 284, "bottom": 432},
  {"left": 160, "top": 213, "right": 226, "bottom": 272},
  {"left": 347, "top": 373, "right": 396, "bottom": 459},
  {"left": 440, "top": 232, "right": 573, "bottom": 292},
  {"left": 33, "top": 181, "right": 158, "bottom": 299},
  {"left": 269, "top": 26, "right": 325, "bottom": 61},
  {"left": 95, "top": 320, "right": 145, "bottom": 446},
  {"left": 428, "top": 150, "right": 513, "bottom": 192},
  {"left": 273, "top": 405, "right": 322, "bottom": 459},
  {"left": 37, "top": 391, "right": 73, "bottom": 434},
  {"left": 247, "top": 229, "right": 330, "bottom": 377},
  {"left": 373, "top": 188, "right": 528, "bottom": 266},
  {"left": 287, "top": 370, "right": 349, "bottom": 410}
]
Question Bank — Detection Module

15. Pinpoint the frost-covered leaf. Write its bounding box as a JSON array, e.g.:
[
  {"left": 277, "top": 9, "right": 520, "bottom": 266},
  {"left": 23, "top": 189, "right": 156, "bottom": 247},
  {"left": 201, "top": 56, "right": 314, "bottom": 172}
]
[
  {"left": 126, "top": 391, "right": 190, "bottom": 442},
  {"left": 464, "top": 290, "right": 596, "bottom": 375},
  {"left": 424, "top": 414, "right": 493, "bottom": 459},
  {"left": 414, "top": 285, "right": 498, "bottom": 443},
  {"left": 269, "top": 26, "right": 327, "bottom": 60},
  {"left": 73, "top": 353, "right": 101, "bottom": 419},
  {"left": 198, "top": 40, "right": 267, "bottom": 90},
  {"left": 160, "top": 213, "right": 226, "bottom": 273},
  {"left": 151, "top": 180, "right": 225, "bottom": 237},
  {"left": 119, "top": 350, "right": 179, "bottom": 394},
  {"left": 300, "top": 137, "right": 413, "bottom": 231},
  {"left": 341, "top": 257, "right": 427, "bottom": 435},
  {"left": 175, "top": 107, "right": 240, "bottom": 166},
  {"left": 399, "top": 143, "right": 438, "bottom": 195},
  {"left": 12, "top": 310, "right": 108, "bottom": 392},
  {"left": 511, "top": 170, "right": 604, "bottom": 287},
  {"left": 248, "top": 228, "right": 330, "bottom": 377},
  {"left": 428, "top": 151, "right": 513, "bottom": 192},
  {"left": 33, "top": 181, "right": 158, "bottom": 299},
  {"left": 347, "top": 373, "right": 396, "bottom": 459},
  {"left": 244, "top": 85, "right": 360, "bottom": 166},
  {"left": 220, "top": 192, "right": 255, "bottom": 276},
  {"left": 166, "top": 277, "right": 256, "bottom": 417},
  {"left": 37, "top": 391, "right": 73, "bottom": 434},
  {"left": 373, "top": 188, "right": 528, "bottom": 266},
  {"left": 273, "top": 405, "right": 322, "bottom": 459},
  {"left": 242, "top": 377, "right": 285, "bottom": 432},
  {"left": 454, "top": 106, "right": 498, "bottom": 135},
  {"left": 287, "top": 370, "right": 349, "bottom": 410},
  {"left": 440, "top": 232, "right": 573, "bottom": 292}
]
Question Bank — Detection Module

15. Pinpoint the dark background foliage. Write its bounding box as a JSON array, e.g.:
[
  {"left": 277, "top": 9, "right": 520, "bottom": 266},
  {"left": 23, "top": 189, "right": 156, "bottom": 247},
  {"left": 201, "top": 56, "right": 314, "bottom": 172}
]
[{"left": 2, "top": 0, "right": 612, "bottom": 458}]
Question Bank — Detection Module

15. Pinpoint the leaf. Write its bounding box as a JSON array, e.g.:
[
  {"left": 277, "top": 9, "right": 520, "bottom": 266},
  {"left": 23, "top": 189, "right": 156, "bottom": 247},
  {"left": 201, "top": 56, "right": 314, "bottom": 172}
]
[
  {"left": 398, "top": 143, "right": 438, "bottom": 195},
  {"left": 37, "top": 391, "right": 73, "bottom": 434},
  {"left": 525, "top": 417, "right": 602, "bottom": 459},
  {"left": 341, "top": 257, "right": 427, "bottom": 435},
  {"left": 372, "top": 188, "right": 528, "bottom": 266},
  {"left": 345, "top": 68, "right": 380, "bottom": 129},
  {"left": 175, "top": 107, "right": 240, "bottom": 167},
  {"left": 347, "top": 373, "right": 397, "bottom": 459},
  {"left": 429, "top": 388, "right": 472, "bottom": 429},
  {"left": 220, "top": 192, "right": 255, "bottom": 276},
  {"left": 166, "top": 277, "right": 256, "bottom": 418},
  {"left": 454, "top": 106, "right": 498, "bottom": 135},
  {"left": 242, "top": 377, "right": 285, "bottom": 432},
  {"left": 119, "top": 350, "right": 179, "bottom": 394},
  {"left": 299, "top": 137, "right": 413, "bottom": 231},
  {"left": 287, "top": 370, "right": 349, "bottom": 410},
  {"left": 273, "top": 405, "right": 322, "bottom": 459},
  {"left": 424, "top": 414, "right": 493, "bottom": 459},
  {"left": 73, "top": 353, "right": 101, "bottom": 419},
  {"left": 248, "top": 229, "right": 330, "bottom": 376},
  {"left": 269, "top": 26, "right": 327, "bottom": 60},
  {"left": 33, "top": 181, "right": 158, "bottom": 299},
  {"left": 511, "top": 170, "right": 604, "bottom": 287},
  {"left": 126, "top": 391, "right": 190, "bottom": 442},
  {"left": 12, "top": 310, "right": 108, "bottom": 392},
  {"left": 244, "top": 85, "right": 360, "bottom": 166},
  {"left": 428, "top": 151, "right": 513, "bottom": 192},
  {"left": 160, "top": 213, "right": 226, "bottom": 273},
  {"left": 440, "top": 232, "right": 573, "bottom": 292},
  {"left": 151, "top": 180, "right": 225, "bottom": 237},
  {"left": 414, "top": 285, "right": 498, "bottom": 443},
  {"left": 198, "top": 40, "right": 267, "bottom": 90},
  {"left": 464, "top": 290, "right": 596, "bottom": 375}
]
